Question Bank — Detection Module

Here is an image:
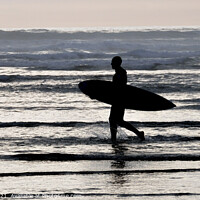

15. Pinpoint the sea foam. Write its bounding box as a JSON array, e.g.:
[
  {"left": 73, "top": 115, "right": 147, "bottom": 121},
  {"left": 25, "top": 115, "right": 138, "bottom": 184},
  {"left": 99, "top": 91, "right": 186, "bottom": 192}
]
[{"left": 0, "top": 27, "right": 200, "bottom": 70}]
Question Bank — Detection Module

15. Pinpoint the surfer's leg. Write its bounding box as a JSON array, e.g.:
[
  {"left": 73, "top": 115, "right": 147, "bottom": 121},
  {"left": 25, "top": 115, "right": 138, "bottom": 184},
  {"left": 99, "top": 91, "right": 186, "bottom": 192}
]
[
  {"left": 110, "top": 127, "right": 117, "bottom": 142},
  {"left": 119, "top": 121, "right": 145, "bottom": 141},
  {"left": 109, "top": 119, "right": 117, "bottom": 142},
  {"left": 109, "top": 105, "right": 120, "bottom": 142}
]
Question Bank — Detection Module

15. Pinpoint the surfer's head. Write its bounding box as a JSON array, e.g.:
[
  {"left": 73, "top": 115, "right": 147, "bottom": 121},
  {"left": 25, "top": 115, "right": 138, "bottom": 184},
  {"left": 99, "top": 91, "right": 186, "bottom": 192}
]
[{"left": 111, "top": 56, "right": 122, "bottom": 69}]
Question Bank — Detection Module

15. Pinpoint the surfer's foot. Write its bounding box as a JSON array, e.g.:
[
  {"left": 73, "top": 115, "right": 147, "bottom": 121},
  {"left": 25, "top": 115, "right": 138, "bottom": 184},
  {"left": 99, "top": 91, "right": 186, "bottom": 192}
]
[{"left": 138, "top": 131, "right": 145, "bottom": 141}]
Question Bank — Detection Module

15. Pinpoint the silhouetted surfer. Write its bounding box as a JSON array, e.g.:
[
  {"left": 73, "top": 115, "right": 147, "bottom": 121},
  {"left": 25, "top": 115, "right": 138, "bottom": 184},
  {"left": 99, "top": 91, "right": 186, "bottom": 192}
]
[{"left": 109, "top": 56, "right": 145, "bottom": 142}]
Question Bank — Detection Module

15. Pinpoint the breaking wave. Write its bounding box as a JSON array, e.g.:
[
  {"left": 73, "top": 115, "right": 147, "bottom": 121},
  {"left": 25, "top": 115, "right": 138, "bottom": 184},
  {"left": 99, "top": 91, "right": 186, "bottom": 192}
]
[
  {"left": 1, "top": 153, "right": 199, "bottom": 161},
  {"left": 0, "top": 121, "right": 199, "bottom": 128},
  {"left": 1, "top": 27, "right": 200, "bottom": 70}
]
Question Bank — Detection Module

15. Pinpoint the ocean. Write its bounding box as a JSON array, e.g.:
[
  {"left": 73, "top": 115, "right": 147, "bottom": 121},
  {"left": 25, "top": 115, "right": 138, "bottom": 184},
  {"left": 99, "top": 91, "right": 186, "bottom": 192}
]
[{"left": 0, "top": 27, "right": 199, "bottom": 199}]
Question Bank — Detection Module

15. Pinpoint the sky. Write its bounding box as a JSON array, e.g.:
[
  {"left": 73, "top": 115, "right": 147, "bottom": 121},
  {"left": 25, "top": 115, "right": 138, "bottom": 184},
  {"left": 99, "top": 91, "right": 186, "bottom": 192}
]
[{"left": 1, "top": 0, "right": 200, "bottom": 28}]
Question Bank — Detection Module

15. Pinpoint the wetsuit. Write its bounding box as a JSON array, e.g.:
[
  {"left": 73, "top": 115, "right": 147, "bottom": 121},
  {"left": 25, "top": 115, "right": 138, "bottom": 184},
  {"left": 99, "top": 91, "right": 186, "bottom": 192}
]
[{"left": 109, "top": 66, "right": 127, "bottom": 130}]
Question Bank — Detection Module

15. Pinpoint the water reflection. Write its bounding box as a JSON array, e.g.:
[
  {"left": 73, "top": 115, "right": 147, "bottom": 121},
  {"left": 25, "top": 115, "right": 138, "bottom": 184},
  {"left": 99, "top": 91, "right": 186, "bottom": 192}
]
[{"left": 110, "top": 143, "right": 129, "bottom": 186}]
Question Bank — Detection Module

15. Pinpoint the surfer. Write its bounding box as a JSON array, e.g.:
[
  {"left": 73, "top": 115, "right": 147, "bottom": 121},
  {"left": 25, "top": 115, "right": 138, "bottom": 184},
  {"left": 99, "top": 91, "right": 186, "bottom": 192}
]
[{"left": 109, "top": 56, "right": 145, "bottom": 142}]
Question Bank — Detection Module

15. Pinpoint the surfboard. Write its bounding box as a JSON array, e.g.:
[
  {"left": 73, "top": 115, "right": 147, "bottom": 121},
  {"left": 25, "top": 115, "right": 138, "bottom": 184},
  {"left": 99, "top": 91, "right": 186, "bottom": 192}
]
[{"left": 78, "top": 80, "right": 176, "bottom": 111}]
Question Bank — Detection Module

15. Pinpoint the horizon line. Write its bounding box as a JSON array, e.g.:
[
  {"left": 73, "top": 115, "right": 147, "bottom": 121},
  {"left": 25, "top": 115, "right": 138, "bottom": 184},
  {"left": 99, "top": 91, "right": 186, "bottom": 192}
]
[{"left": 1, "top": 25, "right": 200, "bottom": 31}]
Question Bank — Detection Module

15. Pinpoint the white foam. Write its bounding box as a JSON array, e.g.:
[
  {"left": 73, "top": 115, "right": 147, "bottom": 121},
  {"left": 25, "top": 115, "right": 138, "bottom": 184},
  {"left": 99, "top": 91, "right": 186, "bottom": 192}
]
[{"left": 0, "top": 27, "right": 200, "bottom": 70}]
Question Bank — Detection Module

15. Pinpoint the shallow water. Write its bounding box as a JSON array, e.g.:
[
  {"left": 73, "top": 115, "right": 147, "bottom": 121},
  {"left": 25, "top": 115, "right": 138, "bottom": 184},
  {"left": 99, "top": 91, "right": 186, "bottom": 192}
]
[{"left": 0, "top": 27, "right": 200, "bottom": 199}]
